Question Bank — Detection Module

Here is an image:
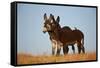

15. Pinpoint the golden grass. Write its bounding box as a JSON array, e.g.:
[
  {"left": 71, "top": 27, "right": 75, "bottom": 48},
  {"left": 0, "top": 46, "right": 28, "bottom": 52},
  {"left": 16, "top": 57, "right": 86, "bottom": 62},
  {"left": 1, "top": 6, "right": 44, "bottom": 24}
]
[{"left": 17, "top": 53, "right": 96, "bottom": 65}]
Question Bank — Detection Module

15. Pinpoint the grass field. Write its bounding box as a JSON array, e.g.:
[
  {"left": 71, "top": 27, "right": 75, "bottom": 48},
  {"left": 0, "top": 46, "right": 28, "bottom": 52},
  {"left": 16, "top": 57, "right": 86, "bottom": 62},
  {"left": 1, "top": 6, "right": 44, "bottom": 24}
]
[{"left": 17, "top": 53, "right": 96, "bottom": 65}]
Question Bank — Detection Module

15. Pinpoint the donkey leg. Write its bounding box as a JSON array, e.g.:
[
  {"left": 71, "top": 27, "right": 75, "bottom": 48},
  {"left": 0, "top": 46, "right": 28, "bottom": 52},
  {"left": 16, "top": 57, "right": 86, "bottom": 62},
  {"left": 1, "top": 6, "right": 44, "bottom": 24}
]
[
  {"left": 63, "top": 46, "right": 66, "bottom": 55},
  {"left": 81, "top": 38, "right": 85, "bottom": 53},
  {"left": 52, "top": 46, "right": 56, "bottom": 55},
  {"left": 79, "top": 41, "right": 85, "bottom": 54},
  {"left": 82, "top": 46, "right": 85, "bottom": 53},
  {"left": 77, "top": 41, "right": 82, "bottom": 54},
  {"left": 63, "top": 45, "right": 69, "bottom": 55},
  {"left": 56, "top": 46, "right": 61, "bottom": 56},
  {"left": 78, "top": 46, "right": 81, "bottom": 54},
  {"left": 52, "top": 42, "right": 56, "bottom": 55},
  {"left": 72, "top": 45, "right": 75, "bottom": 54}
]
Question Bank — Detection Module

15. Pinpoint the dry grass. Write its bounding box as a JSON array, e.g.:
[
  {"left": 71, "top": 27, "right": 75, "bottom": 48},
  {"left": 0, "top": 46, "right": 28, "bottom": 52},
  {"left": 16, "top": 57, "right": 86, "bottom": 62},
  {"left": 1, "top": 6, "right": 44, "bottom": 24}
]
[{"left": 17, "top": 53, "right": 96, "bottom": 65}]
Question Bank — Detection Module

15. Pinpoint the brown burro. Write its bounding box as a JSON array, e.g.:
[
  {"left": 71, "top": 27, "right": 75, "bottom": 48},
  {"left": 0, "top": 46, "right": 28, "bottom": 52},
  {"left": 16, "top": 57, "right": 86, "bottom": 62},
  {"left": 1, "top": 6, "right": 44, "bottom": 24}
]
[{"left": 43, "top": 13, "right": 85, "bottom": 56}]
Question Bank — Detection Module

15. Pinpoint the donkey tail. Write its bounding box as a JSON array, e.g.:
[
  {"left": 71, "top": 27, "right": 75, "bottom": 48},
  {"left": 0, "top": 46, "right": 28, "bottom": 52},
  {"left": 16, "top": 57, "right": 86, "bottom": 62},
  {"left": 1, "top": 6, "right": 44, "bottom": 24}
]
[{"left": 82, "top": 37, "right": 84, "bottom": 46}]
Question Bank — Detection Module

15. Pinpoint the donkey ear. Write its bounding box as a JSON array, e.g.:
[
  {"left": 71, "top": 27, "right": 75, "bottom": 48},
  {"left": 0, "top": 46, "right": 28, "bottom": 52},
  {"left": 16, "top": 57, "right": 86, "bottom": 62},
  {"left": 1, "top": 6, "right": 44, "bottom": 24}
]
[
  {"left": 56, "top": 16, "right": 60, "bottom": 23},
  {"left": 50, "top": 14, "right": 55, "bottom": 21},
  {"left": 50, "top": 14, "right": 53, "bottom": 17},
  {"left": 50, "top": 14, "right": 53, "bottom": 19},
  {"left": 44, "top": 13, "right": 47, "bottom": 20}
]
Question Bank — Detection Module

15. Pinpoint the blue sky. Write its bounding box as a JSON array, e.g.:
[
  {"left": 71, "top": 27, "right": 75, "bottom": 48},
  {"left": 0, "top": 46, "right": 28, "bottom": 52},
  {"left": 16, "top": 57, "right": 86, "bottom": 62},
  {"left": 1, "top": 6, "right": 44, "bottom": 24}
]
[{"left": 17, "top": 3, "right": 96, "bottom": 55}]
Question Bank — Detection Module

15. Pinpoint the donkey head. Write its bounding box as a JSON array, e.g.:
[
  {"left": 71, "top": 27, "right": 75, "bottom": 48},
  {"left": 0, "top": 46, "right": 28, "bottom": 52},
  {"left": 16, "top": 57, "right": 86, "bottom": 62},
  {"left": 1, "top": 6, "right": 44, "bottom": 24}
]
[{"left": 43, "top": 13, "right": 59, "bottom": 33}]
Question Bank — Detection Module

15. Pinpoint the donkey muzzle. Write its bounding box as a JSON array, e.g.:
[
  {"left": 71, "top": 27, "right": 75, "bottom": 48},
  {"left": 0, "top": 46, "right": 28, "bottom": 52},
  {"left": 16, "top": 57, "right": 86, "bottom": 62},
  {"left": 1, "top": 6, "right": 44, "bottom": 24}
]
[{"left": 43, "top": 27, "right": 47, "bottom": 33}]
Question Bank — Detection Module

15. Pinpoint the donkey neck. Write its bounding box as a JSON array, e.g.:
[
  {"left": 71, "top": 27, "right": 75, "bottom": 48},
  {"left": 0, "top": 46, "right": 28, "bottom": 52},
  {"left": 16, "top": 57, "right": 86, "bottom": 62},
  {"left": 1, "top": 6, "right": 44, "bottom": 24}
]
[
  {"left": 48, "top": 30, "right": 60, "bottom": 41},
  {"left": 57, "top": 23, "right": 61, "bottom": 31}
]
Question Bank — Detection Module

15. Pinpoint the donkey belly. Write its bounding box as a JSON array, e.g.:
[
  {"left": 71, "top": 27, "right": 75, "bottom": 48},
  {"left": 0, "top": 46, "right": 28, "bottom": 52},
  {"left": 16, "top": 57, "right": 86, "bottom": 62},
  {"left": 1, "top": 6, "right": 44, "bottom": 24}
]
[{"left": 60, "top": 32, "right": 76, "bottom": 46}]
